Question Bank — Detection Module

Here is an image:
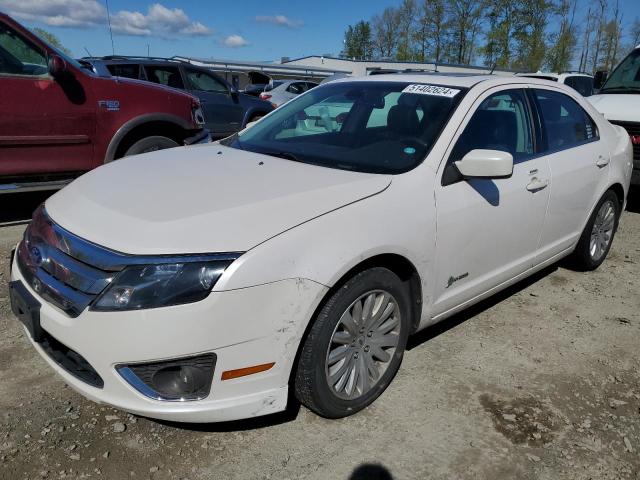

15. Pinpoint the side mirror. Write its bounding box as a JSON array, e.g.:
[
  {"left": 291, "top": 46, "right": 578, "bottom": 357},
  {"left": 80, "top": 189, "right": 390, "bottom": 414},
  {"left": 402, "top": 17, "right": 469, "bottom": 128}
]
[
  {"left": 454, "top": 149, "right": 513, "bottom": 179},
  {"left": 230, "top": 85, "right": 239, "bottom": 97},
  {"left": 47, "top": 54, "right": 67, "bottom": 77},
  {"left": 593, "top": 70, "right": 608, "bottom": 90}
]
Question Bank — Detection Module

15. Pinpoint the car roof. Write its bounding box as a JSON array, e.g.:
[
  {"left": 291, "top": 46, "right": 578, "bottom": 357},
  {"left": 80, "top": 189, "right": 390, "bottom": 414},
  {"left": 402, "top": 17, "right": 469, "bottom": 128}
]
[
  {"left": 517, "top": 72, "right": 593, "bottom": 79},
  {"left": 328, "top": 73, "right": 597, "bottom": 94}
]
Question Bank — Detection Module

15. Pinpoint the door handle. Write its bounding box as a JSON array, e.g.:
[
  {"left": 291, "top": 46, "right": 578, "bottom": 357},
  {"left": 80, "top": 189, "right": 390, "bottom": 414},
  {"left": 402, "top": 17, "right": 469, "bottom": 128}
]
[
  {"left": 596, "top": 156, "right": 610, "bottom": 168},
  {"left": 526, "top": 177, "right": 549, "bottom": 192}
]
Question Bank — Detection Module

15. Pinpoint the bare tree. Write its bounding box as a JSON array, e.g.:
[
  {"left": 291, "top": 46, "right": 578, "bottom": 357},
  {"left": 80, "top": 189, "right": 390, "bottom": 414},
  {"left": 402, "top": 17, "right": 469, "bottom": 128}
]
[
  {"left": 449, "top": 0, "right": 486, "bottom": 64},
  {"left": 396, "top": 0, "right": 417, "bottom": 60},
  {"left": 632, "top": 17, "right": 640, "bottom": 47},
  {"left": 578, "top": 6, "right": 596, "bottom": 72},
  {"left": 415, "top": 0, "right": 449, "bottom": 62},
  {"left": 590, "top": 0, "right": 607, "bottom": 72},
  {"left": 371, "top": 7, "right": 401, "bottom": 59},
  {"left": 546, "top": 0, "right": 578, "bottom": 72}
]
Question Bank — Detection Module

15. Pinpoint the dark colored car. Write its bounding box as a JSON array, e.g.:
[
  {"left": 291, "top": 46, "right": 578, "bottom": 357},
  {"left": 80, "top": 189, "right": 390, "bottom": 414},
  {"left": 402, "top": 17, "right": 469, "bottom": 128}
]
[
  {"left": 85, "top": 57, "right": 275, "bottom": 138},
  {"left": 0, "top": 13, "right": 209, "bottom": 193}
]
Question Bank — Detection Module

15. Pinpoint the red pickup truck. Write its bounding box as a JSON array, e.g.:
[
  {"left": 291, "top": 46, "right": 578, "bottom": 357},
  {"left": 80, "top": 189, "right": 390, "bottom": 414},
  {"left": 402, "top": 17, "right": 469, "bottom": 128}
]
[{"left": 0, "top": 13, "right": 209, "bottom": 193}]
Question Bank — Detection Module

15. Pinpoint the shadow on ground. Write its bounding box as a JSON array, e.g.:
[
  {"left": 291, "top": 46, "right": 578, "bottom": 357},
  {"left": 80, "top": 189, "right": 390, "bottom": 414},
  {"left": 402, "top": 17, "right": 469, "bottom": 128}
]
[{"left": 0, "top": 190, "right": 54, "bottom": 224}]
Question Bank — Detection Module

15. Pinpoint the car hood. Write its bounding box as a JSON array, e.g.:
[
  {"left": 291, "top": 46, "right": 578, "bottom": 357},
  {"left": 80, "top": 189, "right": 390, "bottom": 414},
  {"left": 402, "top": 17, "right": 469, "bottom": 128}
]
[
  {"left": 45, "top": 145, "right": 391, "bottom": 255},
  {"left": 588, "top": 94, "right": 640, "bottom": 123}
]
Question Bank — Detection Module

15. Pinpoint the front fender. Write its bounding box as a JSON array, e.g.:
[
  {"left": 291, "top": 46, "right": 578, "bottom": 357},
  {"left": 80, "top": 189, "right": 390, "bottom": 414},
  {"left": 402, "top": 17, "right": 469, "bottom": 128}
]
[{"left": 215, "top": 177, "right": 435, "bottom": 314}]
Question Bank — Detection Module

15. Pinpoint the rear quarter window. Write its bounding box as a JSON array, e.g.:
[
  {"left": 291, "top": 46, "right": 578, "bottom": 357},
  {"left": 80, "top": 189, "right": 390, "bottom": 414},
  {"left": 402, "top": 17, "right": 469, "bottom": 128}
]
[{"left": 106, "top": 64, "right": 141, "bottom": 79}]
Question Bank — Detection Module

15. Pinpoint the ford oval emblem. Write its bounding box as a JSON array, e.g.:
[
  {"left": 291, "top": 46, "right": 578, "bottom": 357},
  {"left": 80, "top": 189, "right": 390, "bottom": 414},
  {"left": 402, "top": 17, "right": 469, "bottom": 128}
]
[{"left": 30, "top": 246, "right": 43, "bottom": 266}]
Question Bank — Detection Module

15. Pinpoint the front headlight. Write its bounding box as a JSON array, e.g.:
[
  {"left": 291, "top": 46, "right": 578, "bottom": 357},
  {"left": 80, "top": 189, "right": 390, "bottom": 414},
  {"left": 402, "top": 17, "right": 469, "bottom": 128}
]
[{"left": 92, "top": 260, "right": 232, "bottom": 311}]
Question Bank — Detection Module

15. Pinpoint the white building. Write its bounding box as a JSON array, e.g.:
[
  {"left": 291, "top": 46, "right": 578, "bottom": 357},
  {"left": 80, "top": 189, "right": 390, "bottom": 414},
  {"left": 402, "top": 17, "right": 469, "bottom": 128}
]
[{"left": 282, "top": 55, "right": 517, "bottom": 77}]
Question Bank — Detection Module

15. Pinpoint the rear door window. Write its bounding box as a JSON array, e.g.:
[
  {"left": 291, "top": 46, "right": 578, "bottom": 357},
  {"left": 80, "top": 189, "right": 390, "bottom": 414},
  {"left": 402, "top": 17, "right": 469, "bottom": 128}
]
[
  {"left": 533, "top": 89, "right": 599, "bottom": 152},
  {"left": 185, "top": 69, "right": 228, "bottom": 93},
  {"left": 143, "top": 65, "right": 184, "bottom": 89},
  {"left": 106, "top": 64, "right": 140, "bottom": 79}
]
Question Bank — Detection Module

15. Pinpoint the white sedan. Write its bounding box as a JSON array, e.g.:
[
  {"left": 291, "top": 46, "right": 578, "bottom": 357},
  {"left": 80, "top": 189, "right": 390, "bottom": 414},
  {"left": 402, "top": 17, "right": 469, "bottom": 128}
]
[{"left": 10, "top": 74, "right": 633, "bottom": 422}]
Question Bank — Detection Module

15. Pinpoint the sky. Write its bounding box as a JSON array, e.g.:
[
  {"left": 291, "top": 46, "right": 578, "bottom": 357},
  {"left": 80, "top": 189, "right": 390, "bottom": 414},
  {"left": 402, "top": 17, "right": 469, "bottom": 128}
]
[{"left": 0, "top": 0, "right": 638, "bottom": 64}]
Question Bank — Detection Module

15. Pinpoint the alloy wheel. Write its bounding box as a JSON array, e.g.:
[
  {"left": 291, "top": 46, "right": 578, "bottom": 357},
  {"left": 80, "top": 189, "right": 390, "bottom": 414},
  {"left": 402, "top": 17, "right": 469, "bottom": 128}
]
[
  {"left": 589, "top": 199, "right": 616, "bottom": 261},
  {"left": 325, "top": 290, "right": 401, "bottom": 400}
]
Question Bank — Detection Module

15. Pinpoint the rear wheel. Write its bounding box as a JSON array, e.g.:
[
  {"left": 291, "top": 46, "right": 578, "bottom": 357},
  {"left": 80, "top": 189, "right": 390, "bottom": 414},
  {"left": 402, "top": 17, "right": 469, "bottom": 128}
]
[
  {"left": 123, "top": 136, "right": 179, "bottom": 157},
  {"left": 570, "top": 190, "right": 620, "bottom": 270},
  {"left": 294, "top": 268, "right": 411, "bottom": 418}
]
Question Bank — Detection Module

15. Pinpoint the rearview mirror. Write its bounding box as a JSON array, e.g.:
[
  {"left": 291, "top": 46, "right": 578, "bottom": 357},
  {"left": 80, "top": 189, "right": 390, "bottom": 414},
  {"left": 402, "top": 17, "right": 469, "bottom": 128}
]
[
  {"left": 454, "top": 149, "right": 513, "bottom": 179},
  {"left": 47, "top": 54, "right": 67, "bottom": 77},
  {"left": 593, "top": 70, "right": 608, "bottom": 90}
]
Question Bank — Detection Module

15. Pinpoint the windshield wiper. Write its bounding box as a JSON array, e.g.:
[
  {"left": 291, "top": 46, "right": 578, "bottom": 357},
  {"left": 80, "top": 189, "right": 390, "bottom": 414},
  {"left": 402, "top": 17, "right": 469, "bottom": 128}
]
[
  {"left": 261, "top": 150, "right": 303, "bottom": 163},
  {"left": 599, "top": 86, "right": 640, "bottom": 93}
]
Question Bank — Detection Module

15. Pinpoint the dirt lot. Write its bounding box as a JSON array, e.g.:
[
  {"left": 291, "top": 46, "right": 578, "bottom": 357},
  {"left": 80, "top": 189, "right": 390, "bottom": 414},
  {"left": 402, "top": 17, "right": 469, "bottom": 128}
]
[{"left": 1, "top": 192, "right": 639, "bottom": 480}]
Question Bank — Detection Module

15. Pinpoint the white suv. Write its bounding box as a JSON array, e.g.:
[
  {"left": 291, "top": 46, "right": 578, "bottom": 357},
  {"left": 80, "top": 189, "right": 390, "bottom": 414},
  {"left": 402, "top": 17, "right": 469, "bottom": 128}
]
[
  {"left": 518, "top": 72, "right": 594, "bottom": 97},
  {"left": 10, "top": 74, "right": 632, "bottom": 422}
]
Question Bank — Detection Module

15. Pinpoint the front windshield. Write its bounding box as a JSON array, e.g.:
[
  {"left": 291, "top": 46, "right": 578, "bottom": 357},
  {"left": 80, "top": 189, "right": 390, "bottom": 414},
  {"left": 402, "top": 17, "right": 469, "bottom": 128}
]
[
  {"left": 224, "top": 80, "right": 465, "bottom": 174},
  {"left": 601, "top": 49, "right": 640, "bottom": 92}
]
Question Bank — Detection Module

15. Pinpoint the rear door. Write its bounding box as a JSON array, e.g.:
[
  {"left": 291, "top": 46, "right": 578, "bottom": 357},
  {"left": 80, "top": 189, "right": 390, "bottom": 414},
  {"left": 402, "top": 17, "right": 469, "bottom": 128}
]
[
  {"left": 530, "top": 88, "right": 609, "bottom": 260},
  {"left": 0, "top": 21, "right": 95, "bottom": 178},
  {"left": 432, "top": 87, "right": 551, "bottom": 316},
  {"left": 183, "top": 68, "right": 244, "bottom": 136}
]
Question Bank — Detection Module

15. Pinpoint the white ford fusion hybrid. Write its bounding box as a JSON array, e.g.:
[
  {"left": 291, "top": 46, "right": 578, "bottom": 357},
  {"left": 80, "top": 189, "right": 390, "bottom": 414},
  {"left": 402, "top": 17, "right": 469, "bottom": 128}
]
[{"left": 10, "top": 74, "right": 632, "bottom": 422}]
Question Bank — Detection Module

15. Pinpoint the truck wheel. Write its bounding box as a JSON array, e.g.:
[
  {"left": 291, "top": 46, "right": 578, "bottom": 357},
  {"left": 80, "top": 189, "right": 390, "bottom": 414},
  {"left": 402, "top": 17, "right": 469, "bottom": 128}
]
[
  {"left": 294, "top": 267, "right": 411, "bottom": 418},
  {"left": 123, "top": 136, "right": 179, "bottom": 157}
]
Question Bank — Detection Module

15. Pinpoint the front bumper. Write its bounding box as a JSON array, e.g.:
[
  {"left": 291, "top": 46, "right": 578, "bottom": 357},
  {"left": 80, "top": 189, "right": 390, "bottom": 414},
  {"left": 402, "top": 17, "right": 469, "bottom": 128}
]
[{"left": 10, "top": 251, "right": 327, "bottom": 422}]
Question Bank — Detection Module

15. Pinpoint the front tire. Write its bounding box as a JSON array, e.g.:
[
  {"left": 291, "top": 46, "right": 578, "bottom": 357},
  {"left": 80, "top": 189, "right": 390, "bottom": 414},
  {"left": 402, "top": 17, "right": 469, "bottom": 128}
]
[
  {"left": 123, "top": 136, "right": 179, "bottom": 157},
  {"left": 294, "top": 268, "right": 411, "bottom": 418},
  {"left": 570, "top": 190, "right": 620, "bottom": 270}
]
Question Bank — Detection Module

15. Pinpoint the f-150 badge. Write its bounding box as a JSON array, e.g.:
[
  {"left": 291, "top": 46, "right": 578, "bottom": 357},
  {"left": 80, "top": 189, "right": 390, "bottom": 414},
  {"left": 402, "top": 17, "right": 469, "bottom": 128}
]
[{"left": 98, "top": 100, "right": 120, "bottom": 111}]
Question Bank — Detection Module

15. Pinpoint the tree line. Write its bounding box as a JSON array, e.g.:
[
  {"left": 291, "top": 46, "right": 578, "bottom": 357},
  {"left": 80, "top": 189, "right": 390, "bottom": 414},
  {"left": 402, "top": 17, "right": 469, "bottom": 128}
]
[{"left": 341, "top": 0, "right": 640, "bottom": 73}]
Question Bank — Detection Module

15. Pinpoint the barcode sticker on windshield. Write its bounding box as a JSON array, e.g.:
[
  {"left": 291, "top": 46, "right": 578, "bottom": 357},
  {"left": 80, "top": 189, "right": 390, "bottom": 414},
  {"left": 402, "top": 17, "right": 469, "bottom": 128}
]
[{"left": 402, "top": 84, "right": 460, "bottom": 97}]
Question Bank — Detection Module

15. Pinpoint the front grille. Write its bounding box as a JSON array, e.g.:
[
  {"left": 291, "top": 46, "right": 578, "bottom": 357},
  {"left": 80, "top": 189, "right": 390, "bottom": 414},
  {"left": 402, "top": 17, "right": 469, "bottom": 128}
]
[
  {"left": 609, "top": 120, "right": 640, "bottom": 167},
  {"left": 40, "top": 328, "right": 104, "bottom": 388},
  {"left": 16, "top": 207, "right": 117, "bottom": 317}
]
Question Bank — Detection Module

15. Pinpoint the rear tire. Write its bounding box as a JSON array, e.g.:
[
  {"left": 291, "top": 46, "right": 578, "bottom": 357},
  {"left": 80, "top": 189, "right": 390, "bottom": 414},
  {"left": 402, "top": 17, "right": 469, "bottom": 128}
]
[
  {"left": 570, "top": 190, "right": 620, "bottom": 271},
  {"left": 294, "top": 267, "right": 411, "bottom": 418},
  {"left": 123, "top": 136, "right": 179, "bottom": 157}
]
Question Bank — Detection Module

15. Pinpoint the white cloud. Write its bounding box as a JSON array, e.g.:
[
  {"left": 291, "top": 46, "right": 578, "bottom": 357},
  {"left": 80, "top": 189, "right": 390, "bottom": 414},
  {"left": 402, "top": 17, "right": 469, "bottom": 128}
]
[
  {"left": 111, "top": 3, "right": 212, "bottom": 37},
  {"left": 223, "top": 34, "right": 249, "bottom": 48},
  {"left": 0, "top": 0, "right": 212, "bottom": 37},
  {"left": 255, "top": 15, "right": 303, "bottom": 29},
  {"left": 0, "top": 0, "right": 105, "bottom": 28}
]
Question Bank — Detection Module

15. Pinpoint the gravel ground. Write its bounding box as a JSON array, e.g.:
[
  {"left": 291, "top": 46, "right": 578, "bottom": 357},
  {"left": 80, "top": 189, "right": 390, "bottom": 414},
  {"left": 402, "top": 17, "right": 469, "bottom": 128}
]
[{"left": 0, "top": 191, "right": 639, "bottom": 480}]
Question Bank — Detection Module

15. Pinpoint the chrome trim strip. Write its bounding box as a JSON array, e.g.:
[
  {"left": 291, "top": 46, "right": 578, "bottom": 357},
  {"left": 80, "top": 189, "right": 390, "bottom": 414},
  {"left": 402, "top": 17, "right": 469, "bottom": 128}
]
[
  {"left": 17, "top": 249, "right": 94, "bottom": 317},
  {"left": 41, "top": 209, "right": 242, "bottom": 271},
  {"left": 117, "top": 367, "right": 165, "bottom": 401},
  {"left": 41, "top": 247, "right": 114, "bottom": 294}
]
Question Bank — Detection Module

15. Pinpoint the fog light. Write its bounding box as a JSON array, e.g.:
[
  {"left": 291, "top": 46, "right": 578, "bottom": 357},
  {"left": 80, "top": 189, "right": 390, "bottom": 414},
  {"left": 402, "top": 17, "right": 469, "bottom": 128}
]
[{"left": 117, "top": 353, "right": 216, "bottom": 401}]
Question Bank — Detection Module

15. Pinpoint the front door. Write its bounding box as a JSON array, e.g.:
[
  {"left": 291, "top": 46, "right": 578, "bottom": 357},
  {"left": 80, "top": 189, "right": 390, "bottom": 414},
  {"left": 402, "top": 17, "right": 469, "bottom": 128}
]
[
  {"left": 183, "top": 68, "right": 244, "bottom": 136},
  {"left": 432, "top": 87, "right": 551, "bottom": 317},
  {"left": 0, "top": 22, "right": 95, "bottom": 178}
]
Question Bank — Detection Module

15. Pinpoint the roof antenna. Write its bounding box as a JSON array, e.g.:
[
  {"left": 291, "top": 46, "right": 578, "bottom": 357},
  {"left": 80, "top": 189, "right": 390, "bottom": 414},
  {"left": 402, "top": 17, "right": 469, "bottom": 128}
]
[
  {"left": 489, "top": 62, "right": 497, "bottom": 75},
  {"left": 84, "top": 46, "right": 93, "bottom": 57},
  {"left": 104, "top": 0, "right": 115, "bottom": 55}
]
